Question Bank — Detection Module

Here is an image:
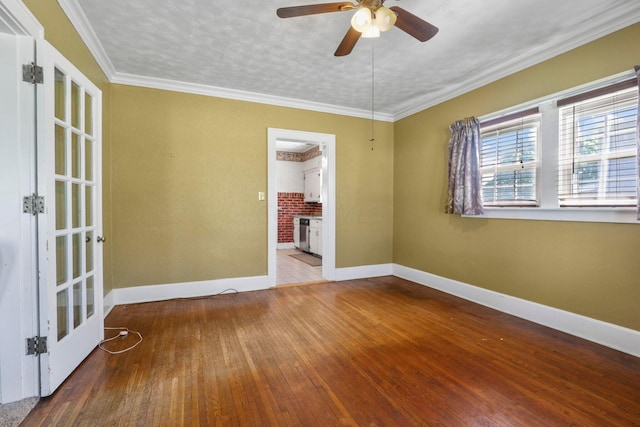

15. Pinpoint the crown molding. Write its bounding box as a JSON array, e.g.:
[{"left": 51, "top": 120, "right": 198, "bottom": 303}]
[
  {"left": 58, "top": 0, "right": 639, "bottom": 123},
  {"left": 111, "top": 72, "right": 395, "bottom": 122},
  {"left": 57, "top": 0, "right": 393, "bottom": 122},
  {"left": 392, "top": 4, "right": 640, "bottom": 121},
  {"left": 57, "top": 0, "right": 116, "bottom": 79}
]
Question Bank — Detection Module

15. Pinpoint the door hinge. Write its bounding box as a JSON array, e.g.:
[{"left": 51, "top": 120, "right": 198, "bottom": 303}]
[
  {"left": 22, "top": 63, "right": 43, "bottom": 84},
  {"left": 26, "top": 336, "right": 48, "bottom": 356},
  {"left": 23, "top": 194, "right": 45, "bottom": 215}
]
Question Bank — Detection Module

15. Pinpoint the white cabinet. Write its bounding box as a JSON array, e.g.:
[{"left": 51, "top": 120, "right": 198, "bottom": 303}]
[
  {"left": 293, "top": 217, "right": 300, "bottom": 248},
  {"left": 304, "top": 168, "right": 322, "bottom": 203},
  {"left": 309, "top": 219, "right": 322, "bottom": 257}
]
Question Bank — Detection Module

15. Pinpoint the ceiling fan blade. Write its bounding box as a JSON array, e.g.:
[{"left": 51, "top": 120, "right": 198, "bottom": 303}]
[
  {"left": 334, "top": 26, "right": 361, "bottom": 56},
  {"left": 277, "top": 2, "right": 355, "bottom": 18},
  {"left": 389, "top": 6, "right": 439, "bottom": 42}
]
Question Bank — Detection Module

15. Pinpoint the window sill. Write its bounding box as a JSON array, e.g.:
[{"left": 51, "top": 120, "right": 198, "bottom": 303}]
[{"left": 463, "top": 207, "right": 639, "bottom": 224}]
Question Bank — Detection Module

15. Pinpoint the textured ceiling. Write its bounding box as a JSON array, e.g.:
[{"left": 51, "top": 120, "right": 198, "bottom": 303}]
[{"left": 73, "top": 0, "right": 640, "bottom": 119}]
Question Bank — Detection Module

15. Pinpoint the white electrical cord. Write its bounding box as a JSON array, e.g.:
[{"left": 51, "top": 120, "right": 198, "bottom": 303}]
[{"left": 99, "top": 327, "right": 143, "bottom": 354}]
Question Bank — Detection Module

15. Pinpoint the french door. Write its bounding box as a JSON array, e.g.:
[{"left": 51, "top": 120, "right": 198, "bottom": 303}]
[{"left": 37, "top": 41, "right": 104, "bottom": 396}]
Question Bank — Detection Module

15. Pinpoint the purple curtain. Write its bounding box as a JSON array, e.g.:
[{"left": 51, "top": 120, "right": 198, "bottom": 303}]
[
  {"left": 446, "top": 117, "right": 484, "bottom": 215},
  {"left": 636, "top": 66, "right": 640, "bottom": 220}
]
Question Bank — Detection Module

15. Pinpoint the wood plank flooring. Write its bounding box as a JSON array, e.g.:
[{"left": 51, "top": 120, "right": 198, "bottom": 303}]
[{"left": 22, "top": 277, "right": 640, "bottom": 426}]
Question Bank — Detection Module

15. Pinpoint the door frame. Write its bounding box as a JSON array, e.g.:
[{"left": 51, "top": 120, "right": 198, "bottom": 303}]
[
  {"left": 267, "top": 128, "right": 336, "bottom": 287},
  {"left": 0, "top": 0, "right": 43, "bottom": 403}
]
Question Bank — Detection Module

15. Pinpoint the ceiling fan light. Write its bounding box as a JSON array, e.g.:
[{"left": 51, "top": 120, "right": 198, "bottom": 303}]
[
  {"left": 375, "top": 7, "right": 397, "bottom": 32},
  {"left": 351, "top": 7, "right": 372, "bottom": 33},
  {"left": 361, "top": 19, "right": 380, "bottom": 38}
]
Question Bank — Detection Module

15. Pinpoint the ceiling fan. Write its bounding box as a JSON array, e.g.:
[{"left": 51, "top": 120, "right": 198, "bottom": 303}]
[{"left": 276, "top": 0, "right": 438, "bottom": 56}]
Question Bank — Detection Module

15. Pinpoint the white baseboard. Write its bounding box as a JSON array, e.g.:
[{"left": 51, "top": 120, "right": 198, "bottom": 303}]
[
  {"left": 392, "top": 264, "right": 640, "bottom": 358},
  {"left": 277, "top": 242, "right": 295, "bottom": 250},
  {"left": 110, "top": 275, "right": 270, "bottom": 305},
  {"left": 333, "top": 263, "right": 393, "bottom": 281},
  {"left": 100, "top": 263, "right": 639, "bottom": 358},
  {"left": 103, "top": 290, "right": 115, "bottom": 318}
]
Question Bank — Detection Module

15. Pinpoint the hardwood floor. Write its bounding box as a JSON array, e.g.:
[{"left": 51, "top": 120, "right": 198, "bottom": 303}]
[{"left": 22, "top": 277, "right": 640, "bottom": 426}]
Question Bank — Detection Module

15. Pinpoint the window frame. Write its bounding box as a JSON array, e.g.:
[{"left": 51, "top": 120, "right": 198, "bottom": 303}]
[
  {"left": 468, "top": 71, "right": 639, "bottom": 224},
  {"left": 479, "top": 110, "right": 541, "bottom": 207},
  {"left": 557, "top": 88, "right": 637, "bottom": 207}
]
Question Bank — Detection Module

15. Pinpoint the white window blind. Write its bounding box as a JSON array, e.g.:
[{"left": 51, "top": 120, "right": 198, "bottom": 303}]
[
  {"left": 558, "top": 81, "right": 638, "bottom": 207},
  {"left": 480, "top": 108, "right": 540, "bottom": 207}
]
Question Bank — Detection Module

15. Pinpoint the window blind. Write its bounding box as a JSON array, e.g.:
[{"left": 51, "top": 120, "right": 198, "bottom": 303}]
[
  {"left": 558, "top": 86, "right": 638, "bottom": 207},
  {"left": 480, "top": 110, "right": 540, "bottom": 207}
]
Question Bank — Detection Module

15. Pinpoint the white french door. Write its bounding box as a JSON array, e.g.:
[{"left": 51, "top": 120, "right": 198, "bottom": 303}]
[{"left": 37, "top": 41, "right": 104, "bottom": 396}]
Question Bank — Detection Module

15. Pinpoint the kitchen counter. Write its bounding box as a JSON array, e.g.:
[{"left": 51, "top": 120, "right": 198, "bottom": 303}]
[{"left": 294, "top": 215, "right": 322, "bottom": 220}]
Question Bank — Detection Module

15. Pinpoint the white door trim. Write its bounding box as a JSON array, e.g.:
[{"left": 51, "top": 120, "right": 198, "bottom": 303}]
[
  {"left": 267, "top": 128, "right": 336, "bottom": 287},
  {"left": 0, "top": 0, "right": 42, "bottom": 404},
  {"left": 0, "top": 0, "right": 43, "bottom": 38}
]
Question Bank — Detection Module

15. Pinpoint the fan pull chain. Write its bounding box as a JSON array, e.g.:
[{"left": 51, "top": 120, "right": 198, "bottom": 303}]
[{"left": 370, "top": 41, "right": 375, "bottom": 151}]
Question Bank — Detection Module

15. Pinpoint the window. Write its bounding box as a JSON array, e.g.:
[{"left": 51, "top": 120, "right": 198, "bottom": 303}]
[
  {"left": 558, "top": 85, "right": 637, "bottom": 207},
  {"left": 475, "top": 72, "right": 639, "bottom": 224},
  {"left": 480, "top": 108, "right": 540, "bottom": 207}
]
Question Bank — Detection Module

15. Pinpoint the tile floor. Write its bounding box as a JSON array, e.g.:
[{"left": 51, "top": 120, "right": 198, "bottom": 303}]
[{"left": 276, "top": 248, "right": 324, "bottom": 286}]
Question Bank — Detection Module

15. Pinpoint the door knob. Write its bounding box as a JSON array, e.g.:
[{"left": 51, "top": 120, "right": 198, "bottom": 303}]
[{"left": 97, "top": 236, "right": 106, "bottom": 243}]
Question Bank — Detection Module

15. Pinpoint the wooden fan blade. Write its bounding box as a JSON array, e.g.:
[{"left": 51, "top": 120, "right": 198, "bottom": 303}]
[
  {"left": 277, "top": 2, "right": 355, "bottom": 18},
  {"left": 334, "top": 26, "right": 361, "bottom": 56},
  {"left": 389, "top": 6, "right": 438, "bottom": 42}
]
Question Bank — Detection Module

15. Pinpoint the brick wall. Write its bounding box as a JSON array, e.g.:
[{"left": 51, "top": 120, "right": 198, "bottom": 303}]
[{"left": 278, "top": 192, "right": 322, "bottom": 243}]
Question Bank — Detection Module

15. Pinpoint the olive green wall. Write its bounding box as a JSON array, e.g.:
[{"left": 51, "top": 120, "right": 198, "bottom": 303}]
[
  {"left": 20, "top": 1, "right": 640, "bottom": 332},
  {"left": 393, "top": 23, "right": 640, "bottom": 331},
  {"left": 24, "top": 0, "right": 114, "bottom": 295},
  {"left": 110, "top": 85, "right": 393, "bottom": 288}
]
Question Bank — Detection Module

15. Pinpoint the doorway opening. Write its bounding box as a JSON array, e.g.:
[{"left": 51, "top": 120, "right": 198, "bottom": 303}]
[{"left": 267, "top": 128, "right": 336, "bottom": 288}]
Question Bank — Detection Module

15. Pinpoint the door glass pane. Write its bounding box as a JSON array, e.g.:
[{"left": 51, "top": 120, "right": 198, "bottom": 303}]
[
  {"left": 57, "top": 289, "right": 69, "bottom": 341},
  {"left": 71, "top": 133, "right": 80, "bottom": 178},
  {"left": 73, "top": 282, "right": 82, "bottom": 329},
  {"left": 71, "top": 81, "right": 80, "bottom": 128},
  {"left": 56, "top": 236, "right": 67, "bottom": 285},
  {"left": 55, "top": 125, "right": 66, "bottom": 175},
  {"left": 72, "top": 233, "right": 81, "bottom": 279},
  {"left": 85, "top": 138, "right": 93, "bottom": 181},
  {"left": 86, "top": 231, "right": 93, "bottom": 273},
  {"left": 55, "top": 68, "right": 65, "bottom": 121},
  {"left": 72, "top": 184, "right": 80, "bottom": 228},
  {"left": 86, "top": 276, "right": 94, "bottom": 318},
  {"left": 85, "top": 93, "right": 93, "bottom": 136},
  {"left": 56, "top": 181, "right": 66, "bottom": 230},
  {"left": 85, "top": 185, "right": 93, "bottom": 226}
]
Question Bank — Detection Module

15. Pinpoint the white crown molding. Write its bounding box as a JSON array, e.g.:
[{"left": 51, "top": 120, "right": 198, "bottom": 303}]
[
  {"left": 57, "top": 0, "right": 391, "bottom": 122},
  {"left": 111, "top": 72, "right": 395, "bottom": 122},
  {"left": 0, "top": 0, "right": 43, "bottom": 37},
  {"left": 393, "top": 264, "right": 640, "bottom": 358},
  {"left": 57, "top": 0, "right": 116, "bottom": 79},
  {"left": 393, "top": 5, "right": 640, "bottom": 121},
  {"left": 58, "top": 0, "right": 639, "bottom": 122}
]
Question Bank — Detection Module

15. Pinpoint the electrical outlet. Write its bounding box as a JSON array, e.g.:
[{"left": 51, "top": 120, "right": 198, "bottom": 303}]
[{"left": 258, "top": 192, "right": 265, "bottom": 201}]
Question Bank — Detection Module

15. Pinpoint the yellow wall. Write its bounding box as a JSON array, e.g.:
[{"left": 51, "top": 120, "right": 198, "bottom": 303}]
[
  {"left": 24, "top": 0, "right": 114, "bottom": 294},
  {"left": 21, "top": 1, "right": 640, "bottom": 332},
  {"left": 110, "top": 85, "right": 394, "bottom": 287},
  {"left": 393, "top": 23, "right": 640, "bottom": 331}
]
